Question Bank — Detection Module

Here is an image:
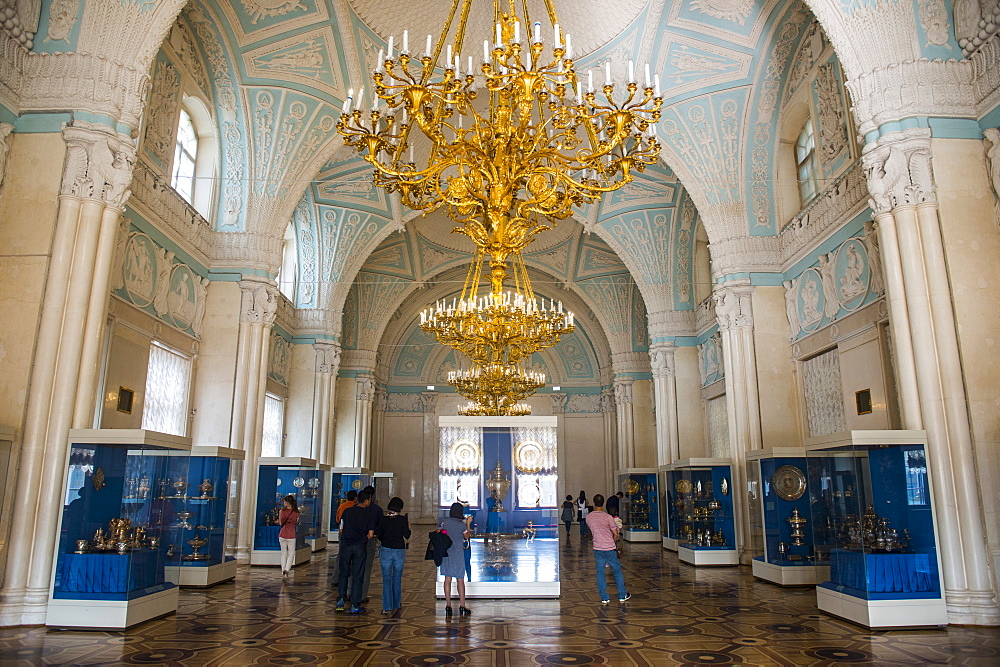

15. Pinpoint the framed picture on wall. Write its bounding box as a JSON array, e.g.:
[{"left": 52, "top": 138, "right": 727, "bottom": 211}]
[
  {"left": 855, "top": 388, "right": 872, "bottom": 415},
  {"left": 117, "top": 387, "right": 135, "bottom": 414}
]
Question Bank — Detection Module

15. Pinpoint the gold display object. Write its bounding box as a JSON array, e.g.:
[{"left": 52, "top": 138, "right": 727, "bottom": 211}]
[
  {"left": 771, "top": 465, "right": 807, "bottom": 501},
  {"left": 339, "top": 1, "right": 663, "bottom": 415},
  {"left": 485, "top": 459, "right": 511, "bottom": 512}
]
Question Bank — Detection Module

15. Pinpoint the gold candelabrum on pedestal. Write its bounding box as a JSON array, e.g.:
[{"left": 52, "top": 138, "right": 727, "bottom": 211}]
[{"left": 485, "top": 460, "right": 511, "bottom": 513}]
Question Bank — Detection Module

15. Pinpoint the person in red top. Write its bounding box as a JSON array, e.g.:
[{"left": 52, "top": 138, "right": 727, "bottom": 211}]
[
  {"left": 278, "top": 495, "right": 300, "bottom": 580},
  {"left": 584, "top": 493, "right": 630, "bottom": 604}
]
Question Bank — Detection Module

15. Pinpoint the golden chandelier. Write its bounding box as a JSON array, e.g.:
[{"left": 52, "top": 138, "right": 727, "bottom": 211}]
[
  {"left": 448, "top": 363, "right": 545, "bottom": 416},
  {"left": 338, "top": 0, "right": 663, "bottom": 414}
]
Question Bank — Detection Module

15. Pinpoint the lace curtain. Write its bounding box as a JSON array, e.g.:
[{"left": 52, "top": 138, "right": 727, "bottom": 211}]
[
  {"left": 708, "top": 396, "right": 729, "bottom": 458},
  {"left": 802, "top": 349, "right": 847, "bottom": 437},
  {"left": 261, "top": 394, "right": 284, "bottom": 458},
  {"left": 439, "top": 426, "right": 482, "bottom": 507},
  {"left": 513, "top": 426, "right": 558, "bottom": 508},
  {"left": 141, "top": 342, "right": 192, "bottom": 436}
]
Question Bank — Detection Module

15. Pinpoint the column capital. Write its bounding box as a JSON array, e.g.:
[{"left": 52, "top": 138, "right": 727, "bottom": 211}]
[
  {"left": 238, "top": 279, "right": 279, "bottom": 326},
  {"left": 421, "top": 391, "right": 439, "bottom": 413},
  {"left": 863, "top": 128, "right": 937, "bottom": 216},
  {"left": 374, "top": 387, "right": 388, "bottom": 412},
  {"left": 313, "top": 341, "right": 342, "bottom": 373},
  {"left": 649, "top": 342, "right": 676, "bottom": 378},
  {"left": 599, "top": 388, "right": 615, "bottom": 414},
  {"left": 613, "top": 378, "right": 634, "bottom": 405},
  {"left": 355, "top": 376, "right": 375, "bottom": 402},
  {"left": 713, "top": 284, "right": 754, "bottom": 331},
  {"left": 61, "top": 123, "right": 136, "bottom": 210},
  {"left": 550, "top": 393, "right": 567, "bottom": 414}
]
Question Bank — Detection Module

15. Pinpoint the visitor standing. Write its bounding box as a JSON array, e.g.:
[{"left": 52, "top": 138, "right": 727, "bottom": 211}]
[
  {"left": 577, "top": 491, "right": 590, "bottom": 538},
  {"left": 376, "top": 496, "right": 410, "bottom": 615},
  {"left": 336, "top": 489, "right": 357, "bottom": 524},
  {"left": 360, "top": 485, "right": 382, "bottom": 603},
  {"left": 439, "top": 502, "right": 472, "bottom": 616},
  {"left": 278, "top": 495, "right": 299, "bottom": 581},
  {"left": 606, "top": 491, "right": 623, "bottom": 517},
  {"left": 336, "top": 489, "right": 377, "bottom": 613},
  {"left": 585, "top": 493, "right": 630, "bottom": 604},
  {"left": 560, "top": 495, "right": 575, "bottom": 537}
]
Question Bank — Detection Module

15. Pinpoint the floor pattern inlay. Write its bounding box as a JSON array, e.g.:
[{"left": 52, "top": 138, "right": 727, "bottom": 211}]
[{"left": 1, "top": 534, "right": 999, "bottom": 665}]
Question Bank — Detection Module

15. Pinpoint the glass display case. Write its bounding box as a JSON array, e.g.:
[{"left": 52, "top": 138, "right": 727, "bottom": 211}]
[
  {"left": 161, "top": 446, "right": 243, "bottom": 588},
  {"left": 250, "top": 457, "right": 315, "bottom": 568},
  {"left": 616, "top": 468, "right": 661, "bottom": 542},
  {"left": 328, "top": 467, "right": 371, "bottom": 541},
  {"left": 658, "top": 464, "right": 677, "bottom": 551},
  {"left": 47, "top": 429, "right": 190, "bottom": 629},
  {"left": 746, "top": 448, "right": 829, "bottom": 586},
  {"left": 671, "top": 458, "right": 738, "bottom": 566},
  {"left": 307, "top": 463, "right": 330, "bottom": 552},
  {"left": 373, "top": 471, "right": 396, "bottom": 509},
  {"left": 806, "top": 430, "right": 946, "bottom": 628}
]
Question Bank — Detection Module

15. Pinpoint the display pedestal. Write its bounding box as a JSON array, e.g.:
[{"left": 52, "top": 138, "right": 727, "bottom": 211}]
[
  {"left": 164, "top": 559, "right": 237, "bottom": 588},
  {"left": 435, "top": 579, "right": 560, "bottom": 598},
  {"left": 623, "top": 529, "right": 660, "bottom": 542},
  {"left": 250, "top": 545, "right": 311, "bottom": 567},
  {"left": 306, "top": 535, "right": 328, "bottom": 552},
  {"left": 47, "top": 586, "right": 178, "bottom": 630},
  {"left": 663, "top": 537, "right": 678, "bottom": 551},
  {"left": 678, "top": 546, "right": 738, "bottom": 566},
  {"left": 434, "top": 537, "right": 560, "bottom": 598},
  {"left": 816, "top": 585, "right": 947, "bottom": 629},
  {"left": 752, "top": 558, "right": 828, "bottom": 586}
]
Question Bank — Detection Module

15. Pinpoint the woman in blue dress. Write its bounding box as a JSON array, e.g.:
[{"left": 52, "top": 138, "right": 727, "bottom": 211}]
[{"left": 440, "top": 502, "right": 472, "bottom": 616}]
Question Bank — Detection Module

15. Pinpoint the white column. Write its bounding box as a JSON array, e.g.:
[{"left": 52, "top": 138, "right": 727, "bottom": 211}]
[
  {"left": 233, "top": 280, "right": 278, "bottom": 564},
  {"left": 865, "top": 130, "right": 997, "bottom": 622},
  {"left": 613, "top": 378, "right": 634, "bottom": 470},
  {"left": 649, "top": 342, "right": 679, "bottom": 465},
  {"left": 371, "top": 388, "right": 387, "bottom": 471},
  {"left": 354, "top": 376, "right": 375, "bottom": 467},
  {"left": 714, "top": 283, "right": 760, "bottom": 563},
  {"left": 601, "top": 388, "right": 616, "bottom": 490},
  {"left": 420, "top": 391, "right": 440, "bottom": 521},
  {"left": 311, "top": 342, "right": 341, "bottom": 465},
  {"left": 0, "top": 126, "right": 135, "bottom": 626}
]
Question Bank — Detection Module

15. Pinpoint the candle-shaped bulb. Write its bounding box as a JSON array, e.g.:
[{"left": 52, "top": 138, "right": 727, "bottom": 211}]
[
  {"left": 587, "top": 69, "right": 594, "bottom": 93},
  {"left": 356, "top": 87, "right": 364, "bottom": 110},
  {"left": 495, "top": 22, "right": 502, "bottom": 47},
  {"left": 628, "top": 60, "right": 635, "bottom": 83},
  {"left": 402, "top": 30, "right": 409, "bottom": 53},
  {"left": 513, "top": 20, "right": 520, "bottom": 44},
  {"left": 644, "top": 62, "right": 651, "bottom": 87},
  {"left": 654, "top": 73, "right": 661, "bottom": 97},
  {"left": 425, "top": 34, "right": 432, "bottom": 57},
  {"left": 344, "top": 88, "right": 354, "bottom": 113},
  {"left": 533, "top": 21, "right": 541, "bottom": 43},
  {"left": 376, "top": 49, "right": 384, "bottom": 72},
  {"left": 565, "top": 33, "right": 572, "bottom": 59},
  {"left": 605, "top": 61, "right": 612, "bottom": 85},
  {"left": 483, "top": 39, "right": 490, "bottom": 63},
  {"left": 387, "top": 36, "right": 394, "bottom": 59},
  {"left": 554, "top": 23, "right": 561, "bottom": 47},
  {"left": 446, "top": 44, "right": 452, "bottom": 67}
]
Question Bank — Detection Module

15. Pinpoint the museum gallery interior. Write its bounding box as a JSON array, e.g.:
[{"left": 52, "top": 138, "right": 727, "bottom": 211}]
[{"left": 1, "top": 0, "right": 1000, "bottom": 662}]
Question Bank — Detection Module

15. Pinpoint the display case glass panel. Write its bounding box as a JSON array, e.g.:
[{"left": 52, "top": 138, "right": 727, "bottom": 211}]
[
  {"left": 160, "top": 454, "right": 242, "bottom": 569},
  {"left": 329, "top": 468, "right": 372, "bottom": 532},
  {"left": 807, "top": 439, "right": 941, "bottom": 601},
  {"left": 53, "top": 439, "right": 184, "bottom": 602},
  {"left": 373, "top": 472, "right": 395, "bottom": 509},
  {"left": 672, "top": 463, "right": 736, "bottom": 551},
  {"left": 253, "top": 462, "right": 312, "bottom": 551},
  {"left": 752, "top": 455, "right": 821, "bottom": 567},
  {"left": 616, "top": 470, "right": 660, "bottom": 533}
]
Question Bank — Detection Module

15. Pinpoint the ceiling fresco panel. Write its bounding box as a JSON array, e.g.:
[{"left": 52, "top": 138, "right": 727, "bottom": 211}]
[
  {"left": 217, "top": 0, "right": 331, "bottom": 46},
  {"left": 242, "top": 26, "right": 346, "bottom": 99}
]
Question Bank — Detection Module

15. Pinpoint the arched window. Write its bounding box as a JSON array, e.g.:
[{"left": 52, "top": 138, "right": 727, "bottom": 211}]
[
  {"left": 172, "top": 108, "right": 198, "bottom": 204},
  {"left": 795, "top": 119, "right": 818, "bottom": 205},
  {"left": 277, "top": 222, "right": 297, "bottom": 301}
]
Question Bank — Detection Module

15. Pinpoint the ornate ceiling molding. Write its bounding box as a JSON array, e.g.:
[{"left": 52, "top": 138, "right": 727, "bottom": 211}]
[{"left": 846, "top": 58, "right": 976, "bottom": 137}]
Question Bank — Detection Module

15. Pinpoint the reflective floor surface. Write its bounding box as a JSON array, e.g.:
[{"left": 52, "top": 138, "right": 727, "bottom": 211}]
[{"left": 1, "top": 532, "right": 999, "bottom": 665}]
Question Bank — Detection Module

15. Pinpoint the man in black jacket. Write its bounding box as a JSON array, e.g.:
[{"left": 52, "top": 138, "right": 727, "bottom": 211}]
[{"left": 336, "top": 490, "right": 377, "bottom": 613}]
